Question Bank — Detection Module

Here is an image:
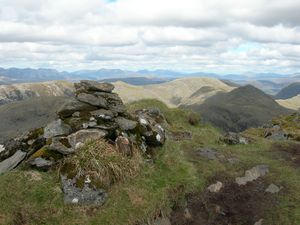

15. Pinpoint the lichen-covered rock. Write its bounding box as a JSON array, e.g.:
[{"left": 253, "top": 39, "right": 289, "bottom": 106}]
[
  {"left": 77, "top": 93, "right": 108, "bottom": 108},
  {"left": 44, "top": 119, "right": 72, "bottom": 139},
  {"left": 61, "top": 175, "right": 107, "bottom": 205},
  {"left": 236, "top": 165, "right": 269, "bottom": 186},
  {"left": 264, "top": 125, "right": 288, "bottom": 140},
  {"left": 91, "top": 109, "right": 115, "bottom": 120},
  {"left": 75, "top": 80, "right": 114, "bottom": 93}
]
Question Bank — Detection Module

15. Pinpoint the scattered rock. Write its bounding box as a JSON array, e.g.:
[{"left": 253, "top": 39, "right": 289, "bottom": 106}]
[
  {"left": 265, "top": 184, "right": 282, "bottom": 194},
  {"left": 29, "top": 157, "right": 53, "bottom": 170},
  {"left": 115, "top": 117, "right": 137, "bottom": 131},
  {"left": 169, "top": 131, "right": 192, "bottom": 141},
  {"left": 43, "top": 119, "right": 72, "bottom": 138},
  {"left": 61, "top": 175, "right": 107, "bottom": 205},
  {"left": 77, "top": 93, "right": 108, "bottom": 108},
  {"left": 264, "top": 125, "right": 288, "bottom": 140},
  {"left": 0, "top": 150, "right": 26, "bottom": 174},
  {"left": 207, "top": 181, "right": 223, "bottom": 193},
  {"left": 49, "top": 137, "right": 74, "bottom": 155},
  {"left": 236, "top": 165, "right": 269, "bottom": 186}
]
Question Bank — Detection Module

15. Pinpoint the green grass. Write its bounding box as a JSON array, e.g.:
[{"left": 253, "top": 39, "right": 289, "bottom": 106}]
[{"left": 0, "top": 99, "right": 299, "bottom": 225}]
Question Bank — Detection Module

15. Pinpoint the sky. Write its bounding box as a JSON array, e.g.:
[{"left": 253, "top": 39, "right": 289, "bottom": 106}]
[{"left": 0, "top": 0, "right": 300, "bottom": 74}]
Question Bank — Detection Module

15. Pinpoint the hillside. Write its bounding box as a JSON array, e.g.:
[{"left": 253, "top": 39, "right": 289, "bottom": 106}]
[
  {"left": 277, "top": 94, "right": 300, "bottom": 110},
  {"left": 184, "top": 85, "right": 292, "bottom": 132},
  {"left": 275, "top": 82, "right": 300, "bottom": 99},
  {"left": 0, "top": 80, "right": 74, "bottom": 105},
  {"left": 114, "top": 77, "right": 235, "bottom": 107},
  {"left": 0, "top": 98, "right": 300, "bottom": 225},
  {"left": 0, "top": 96, "right": 67, "bottom": 143}
]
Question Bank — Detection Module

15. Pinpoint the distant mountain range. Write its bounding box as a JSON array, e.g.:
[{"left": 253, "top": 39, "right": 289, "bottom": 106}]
[
  {"left": 1, "top": 67, "right": 300, "bottom": 91},
  {"left": 275, "top": 82, "right": 300, "bottom": 99}
]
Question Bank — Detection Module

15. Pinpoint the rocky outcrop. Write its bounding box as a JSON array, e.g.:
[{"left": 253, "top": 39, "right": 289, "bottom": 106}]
[{"left": 0, "top": 80, "right": 167, "bottom": 206}]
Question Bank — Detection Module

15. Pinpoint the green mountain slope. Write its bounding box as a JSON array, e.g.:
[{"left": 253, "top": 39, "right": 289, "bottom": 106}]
[{"left": 276, "top": 82, "right": 300, "bottom": 99}]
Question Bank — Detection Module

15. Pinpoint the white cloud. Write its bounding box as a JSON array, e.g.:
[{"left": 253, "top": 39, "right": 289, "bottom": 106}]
[{"left": 0, "top": 0, "right": 300, "bottom": 74}]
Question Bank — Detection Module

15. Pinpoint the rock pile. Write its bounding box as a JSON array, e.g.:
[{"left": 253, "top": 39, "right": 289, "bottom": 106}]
[{"left": 0, "top": 80, "right": 167, "bottom": 204}]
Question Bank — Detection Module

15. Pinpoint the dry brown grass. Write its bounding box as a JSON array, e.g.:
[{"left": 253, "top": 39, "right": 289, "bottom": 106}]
[{"left": 60, "top": 138, "right": 143, "bottom": 189}]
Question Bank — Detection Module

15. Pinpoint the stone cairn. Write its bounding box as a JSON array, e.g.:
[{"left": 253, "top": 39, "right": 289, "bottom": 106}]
[{"left": 0, "top": 80, "right": 166, "bottom": 205}]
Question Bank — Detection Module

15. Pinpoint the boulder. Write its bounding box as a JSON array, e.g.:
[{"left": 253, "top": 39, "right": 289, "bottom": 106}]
[
  {"left": 94, "top": 92, "right": 126, "bottom": 113},
  {"left": 76, "top": 93, "right": 108, "bottom": 108},
  {"left": 0, "top": 139, "right": 25, "bottom": 161},
  {"left": 265, "top": 184, "right": 282, "bottom": 194},
  {"left": 58, "top": 99, "right": 97, "bottom": 118},
  {"left": 44, "top": 119, "right": 72, "bottom": 139},
  {"left": 29, "top": 157, "right": 53, "bottom": 170},
  {"left": 207, "top": 181, "right": 223, "bottom": 193},
  {"left": 222, "top": 132, "right": 249, "bottom": 145},
  {"left": 0, "top": 150, "right": 26, "bottom": 174},
  {"left": 61, "top": 175, "right": 107, "bottom": 205},
  {"left": 75, "top": 80, "right": 114, "bottom": 93},
  {"left": 197, "top": 148, "right": 218, "bottom": 160},
  {"left": 115, "top": 117, "right": 137, "bottom": 131}
]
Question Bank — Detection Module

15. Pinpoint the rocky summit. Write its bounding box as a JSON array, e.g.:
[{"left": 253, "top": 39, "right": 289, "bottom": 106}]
[{"left": 0, "top": 81, "right": 166, "bottom": 205}]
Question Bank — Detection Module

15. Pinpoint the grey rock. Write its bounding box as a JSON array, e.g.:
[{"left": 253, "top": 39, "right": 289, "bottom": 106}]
[
  {"left": 44, "top": 119, "right": 72, "bottom": 138},
  {"left": 61, "top": 175, "right": 107, "bottom": 205},
  {"left": 207, "top": 181, "right": 223, "bottom": 193},
  {"left": 75, "top": 80, "right": 114, "bottom": 93},
  {"left": 68, "top": 129, "right": 108, "bottom": 149},
  {"left": 58, "top": 99, "right": 97, "bottom": 118},
  {"left": 115, "top": 117, "right": 137, "bottom": 131},
  {"left": 222, "top": 132, "right": 248, "bottom": 145},
  {"left": 236, "top": 165, "right": 269, "bottom": 186},
  {"left": 77, "top": 93, "right": 108, "bottom": 108},
  {"left": 0, "top": 150, "right": 26, "bottom": 174},
  {"left": 265, "top": 184, "right": 282, "bottom": 194},
  {"left": 90, "top": 109, "right": 115, "bottom": 120},
  {"left": 29, "top": 157, "right": 53, "bottom": 170},
  {"left": 198, "top": 148, "right": 218, "bottom": 160},
  {"left": 82, "top": 121, "right": 98, "bottom": 129}
]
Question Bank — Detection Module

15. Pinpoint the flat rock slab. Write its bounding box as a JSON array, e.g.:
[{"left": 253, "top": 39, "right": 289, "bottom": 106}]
[
  {"left": 197, "top": 148, "right": 218, "bottom": 160},
  {"left": 0, "top": 150, "right": 26, "bottom": 174},
  {"left": 236, "top": 165, "right": 269, "bottom": 186},
  {"left": 77, "top": 93, "right": 108, "bottom": 108},
  {"left": 115, "top": 117, "right": 137, "bottom": 131},
  {"left": 29, "top": 157, "right": 53, "bottom": 170},
  {"left": 58, "top": 99, "right": 97, "bottom": 118},
  {"left": 61, "top": 175, "right": 107, "bottom": 205}
]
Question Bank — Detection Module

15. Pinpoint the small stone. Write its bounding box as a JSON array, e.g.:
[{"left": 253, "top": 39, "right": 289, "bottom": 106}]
[
  {"left": 184, "top": 208, "right": 192, "bottom": 219},
  {"left": 115, "top": 136, "right": 132, "bottom": 157},
  {"left": 91, "top": 109, "right": 115, "bottom": 120},
  {"left": 207, "top": 181, "right": 223, "bottom": 193},
  {"left": 72, "top": 198, "right": 79, "bottom": 204},
  {"left": 77, "top": 93, "right": 108, "bottom": 108},
  {"left": 265, "top": 184, "right": 282, "bottom": 194}
]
